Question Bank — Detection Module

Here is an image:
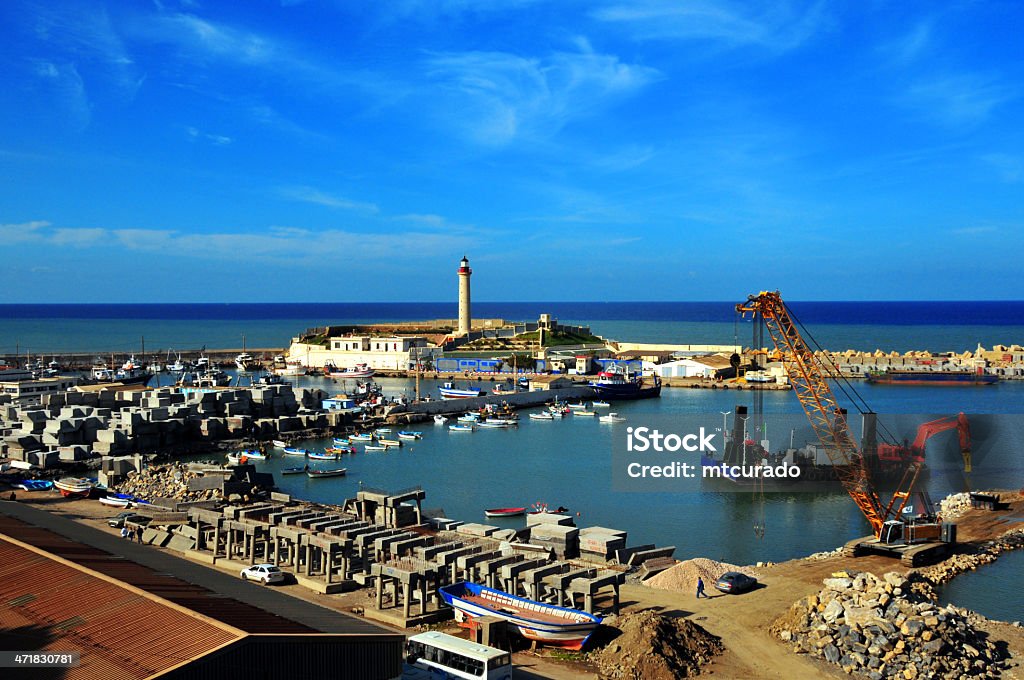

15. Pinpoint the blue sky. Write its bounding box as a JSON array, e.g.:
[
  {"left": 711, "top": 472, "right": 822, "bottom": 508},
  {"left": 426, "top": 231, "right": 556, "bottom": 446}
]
[{"left": 1, "top": 0, "right": 1022, "bottom": 302}]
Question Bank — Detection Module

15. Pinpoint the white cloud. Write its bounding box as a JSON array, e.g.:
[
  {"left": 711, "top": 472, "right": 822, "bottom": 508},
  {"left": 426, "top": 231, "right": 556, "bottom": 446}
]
[
  {"left": 903, "top": 73, "right": 1016, "bottom": 125},
  {"left": 422, "top": 46, "right": 661, "bottom": 145},
  {"left": 0, "top": 220, "right": 50, "bottom": 243},
  {"left": 591, "top": 0, "right": 829, "bottom": 52},
  {"left": 50, "top": 227, "right": 107, "bottom": 247},
  {"left": 279, "top": 186, "right": 379, "bottom": 213}
]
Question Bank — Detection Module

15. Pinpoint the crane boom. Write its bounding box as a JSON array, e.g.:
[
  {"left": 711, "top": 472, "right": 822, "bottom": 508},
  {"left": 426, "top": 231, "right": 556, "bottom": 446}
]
[{"left": 737, "top": 291, "right": 918, "bottom": 536}]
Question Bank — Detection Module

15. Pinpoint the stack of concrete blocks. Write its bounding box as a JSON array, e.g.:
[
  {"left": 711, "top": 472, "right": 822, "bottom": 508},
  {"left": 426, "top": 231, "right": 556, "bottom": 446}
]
[
  {"left": 578, "top": 527, "right": 628, "bottom": 563},
  {"left": 528, "top": 523, "right": 580, "bottom": 560}
]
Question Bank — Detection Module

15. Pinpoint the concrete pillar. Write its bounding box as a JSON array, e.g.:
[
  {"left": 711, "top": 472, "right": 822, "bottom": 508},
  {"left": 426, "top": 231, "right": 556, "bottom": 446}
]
[
  {"left": 402, "top": 582, "right": 411, "bottom": 618},
  {"left": 376, "top": 576, "right": 384, "bottom": 609},
  {"left": 421, "top": 578, "right": 428, "bottom": 616},
  {"left": 584, "top": 593, "right": 593, "bottom": 613},
  {"left": 612, "top": 584, "right": 620, "bottom": 614},
  {"left": 326, "top": 546, "right": 333, "bottom": 584}
]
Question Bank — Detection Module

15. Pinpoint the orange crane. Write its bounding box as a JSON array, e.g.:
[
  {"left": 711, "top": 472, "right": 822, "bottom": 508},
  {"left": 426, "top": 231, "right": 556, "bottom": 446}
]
[{"left": 737, "top": 291, "right": 955, "bottom": 565}]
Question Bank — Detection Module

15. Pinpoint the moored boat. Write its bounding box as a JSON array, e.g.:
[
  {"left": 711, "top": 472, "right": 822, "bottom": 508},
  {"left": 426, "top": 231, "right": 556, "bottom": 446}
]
[
  {"left": 529, "top": 412, "right": 554, "bottom": 420},
  {"left": 306, "top": 467, "right": 347, "bottom": 478},
  {"left": 484, "top": 507, "right": 526, "bottom": 518},
  {"left": 865, "top": 369, "right": 998, "bottom": 386},
  {"left": 439, "top": 582, "right": 601, "bottom": 649},
  {"left": 309, "top": 451, "right": 340, "bottom": 460},
  {"left": 476, "top": 421, "right": 509, "bottom": 429},
  {"left": 280, "top": 466, "right": 308, "bottom": 475},
  {"left": 271, "top": 439, "right": 288, "bottom": 448},
  {"left": 567, "top": 402, "right": 587, "bottom": 410},
  {"left": 599, "top": 412, "right": 626, "bottom": 423},
  {"left": 333, "top": 437, "right": 351, "bottom": 446},
  {"left": 350, "top": 433, "right": 374, "bottom": 441},
  {"left": 397, "top": 431, "right": 422, "bottom": 440},
  {"left": 574, "top": 410, "right": 597, "bottom": 417},
  {"left": 283, "top": 447, "right": 310, "bottom": 457},
  {"left": 239, "top": 449, "right": 266, "bottom": 460},
  {"left": 439, "top": 382, "right": 484, "bottom": 399},
  {"left": 457, "top": 413, "right": 481, "bottom": 423},
  {"left": 433, "top": 415, "right": 448, "bottom": 425},
  {"left": 378, "top": 438, "right": 402, "bottom": 447},
  {"left": 592, "top": 400, "right": 611, "bottom": 408},
  {"left": 449, "top": 424, "right": 474, "bottom": 432},
  {"left": 589, "top": 366, "right": 662, "bottom": 400},
  {"left": 324, "top": 362, "right": 375, "bottom": 379},
  {"left": 364, "top": 444, "right": 387, "bottom": 451}
]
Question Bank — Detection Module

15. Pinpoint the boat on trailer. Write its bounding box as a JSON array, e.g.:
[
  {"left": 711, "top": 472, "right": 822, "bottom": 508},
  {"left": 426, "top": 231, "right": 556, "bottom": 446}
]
[{"left": 439, "top": 582, "right": 601, "bottom": 650}]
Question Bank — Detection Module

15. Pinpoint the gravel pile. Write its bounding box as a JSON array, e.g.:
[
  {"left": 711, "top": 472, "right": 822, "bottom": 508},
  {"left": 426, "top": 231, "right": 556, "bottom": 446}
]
[
  {"left": 645, "top": 557, "right": 753, "bottom": 592},
  {"left": 772, "top": 570, "right": 1009, "bottom": 679},
  {"left": 590, "top": 610, "right": 722, "bottom": 679}
]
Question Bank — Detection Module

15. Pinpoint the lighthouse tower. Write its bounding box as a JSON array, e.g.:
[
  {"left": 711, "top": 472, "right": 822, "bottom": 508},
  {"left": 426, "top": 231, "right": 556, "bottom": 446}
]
[{"left": 457, "top": 255, "right": 472, "bottom": 335}]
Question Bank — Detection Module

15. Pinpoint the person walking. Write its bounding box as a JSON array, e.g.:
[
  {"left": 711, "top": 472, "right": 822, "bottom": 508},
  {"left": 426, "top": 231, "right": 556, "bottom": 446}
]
[
  {"left": 696, "top": 577, "right": 708, "bottom": 599},
  {"left": 120, "top": 526, "right": 129, "bottom": 539},
  {"left": 136, "top": 527, "right": 143, "bottom": 544}
]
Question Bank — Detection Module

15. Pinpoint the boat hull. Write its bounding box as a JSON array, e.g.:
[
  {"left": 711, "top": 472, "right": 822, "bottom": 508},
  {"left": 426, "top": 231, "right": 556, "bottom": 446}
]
[
  {"left": 484, "top": 508, "right": 526, "bottom": 517},
  {"left": 866, "top": 370, "right": 998, "bottom": 386},
  {"left": 440, "top": 388, "right": 484, "bottom": 399},
  {"left": 439, "top": 582, "right": 601, "bottom": 650}
]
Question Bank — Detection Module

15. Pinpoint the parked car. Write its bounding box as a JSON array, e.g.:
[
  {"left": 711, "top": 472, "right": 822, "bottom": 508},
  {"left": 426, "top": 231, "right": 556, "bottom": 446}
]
[
  {"left": 240, "top": 564, "right": 286, "bottom": 585},
  {"left": 714, "top": 571, "right": 758, "bottom": 594},
  {"left": 107, "top": 511, "right": 136, "bottom": 528}
]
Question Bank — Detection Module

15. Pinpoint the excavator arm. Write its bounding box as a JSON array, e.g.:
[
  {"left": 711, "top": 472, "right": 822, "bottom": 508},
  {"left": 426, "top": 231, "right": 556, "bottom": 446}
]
[{"left": 911, "top": 413, "right": 971, "bottom": 473}]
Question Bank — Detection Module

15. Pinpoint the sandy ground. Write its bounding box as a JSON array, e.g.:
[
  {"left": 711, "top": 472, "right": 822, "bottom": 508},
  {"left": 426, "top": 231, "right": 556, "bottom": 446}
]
[{"left": 11, "top": 491, "right": 1024, "bottom": 680}]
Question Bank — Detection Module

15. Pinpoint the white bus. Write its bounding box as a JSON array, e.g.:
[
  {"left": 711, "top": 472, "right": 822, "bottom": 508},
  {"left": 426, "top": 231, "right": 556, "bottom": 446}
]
[{"left": 404, "top": 631, "right": 512, "bottom": 679}]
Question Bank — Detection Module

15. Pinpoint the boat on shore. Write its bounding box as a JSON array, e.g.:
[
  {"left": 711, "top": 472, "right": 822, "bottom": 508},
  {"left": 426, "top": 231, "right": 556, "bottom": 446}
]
[
  {"left": 54, "top": 478, "right": 95, "bottom": 498},
  {"left": 99, "top": 493, "right": 135, "bottom": 508},
  {"left": 13, "top": 479, "right": 52, "bottom": 492},
  {"left": 306, "top": 467, "right": 347, "bottom": 478},
  {"left": 439, "top": 582, "right": 601, "bottom": 649},
  {"left": 484, "top": 507, "right": 526, "bottom": 518},
  {"left": 865, "top": 369, "right": 998, "bottom": 386}
]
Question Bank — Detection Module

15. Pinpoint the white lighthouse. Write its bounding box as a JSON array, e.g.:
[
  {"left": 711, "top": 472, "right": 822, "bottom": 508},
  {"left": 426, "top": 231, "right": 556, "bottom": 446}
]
[{"left": 457, "top": 255, "right": 472, "bottom": 335}]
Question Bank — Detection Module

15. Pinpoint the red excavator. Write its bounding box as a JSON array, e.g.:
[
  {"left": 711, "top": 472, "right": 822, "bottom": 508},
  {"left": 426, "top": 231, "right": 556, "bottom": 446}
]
[{"left": 876, "top": 413, "right": 972, "bottom": 472}]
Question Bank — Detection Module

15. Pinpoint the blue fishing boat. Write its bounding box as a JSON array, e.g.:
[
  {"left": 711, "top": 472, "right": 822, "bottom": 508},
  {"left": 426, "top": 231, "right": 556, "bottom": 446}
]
[
  {"left": 439, "top": 582, "right": 601, "bottom": 650},
  {"left": 283, "top": 447, "right": 310, "bottom": 457},
  {"left": 449, "top": 424, "right": 474, "bottom": 432},
  {"left": 13, "top": 479, "right": 53, "bottom": 492},
  {"left": 350, "top": 433, "right": 374, "bottom": 442},
  {"left": 439, "top": 382, "right": 484, "bottom": 399},
  {"left": 309, "top": 451, "right": 339, "bottom": 460}
]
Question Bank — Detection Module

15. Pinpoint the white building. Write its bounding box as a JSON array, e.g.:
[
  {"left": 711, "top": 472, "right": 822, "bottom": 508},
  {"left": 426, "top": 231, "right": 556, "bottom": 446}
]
[
  {"left": 0, "top": 376, "right": 78, "bottom": 405},
  {"left": 288, "top": 336, "right": 439, "bottom": 372},
  {"left": 655, "top": 355, "right": 735, "bottom": 379}
]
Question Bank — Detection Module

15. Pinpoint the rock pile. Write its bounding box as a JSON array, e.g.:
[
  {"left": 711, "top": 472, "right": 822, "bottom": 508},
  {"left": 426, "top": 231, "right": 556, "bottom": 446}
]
[
  {"left": 772, "top": 570, "right": 1008, "bottom": 679},
  {"left": 645, "top": 557, "right": 753, "bottom": 592},
  {"left": 114, "top": 463, "right": 220, "bottom": 503},
  {"left": 918, "top": 527, "right": 1024, "bottom": 585},
  {"left": 590, "top": 610, "right": 722, "bottom": 679},
  {"left": 938, "top": 492, "right": 972, "bottom": 520}
]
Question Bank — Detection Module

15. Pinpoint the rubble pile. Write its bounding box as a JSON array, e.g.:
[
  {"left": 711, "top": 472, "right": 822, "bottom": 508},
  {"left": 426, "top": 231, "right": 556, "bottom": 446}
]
[
  {"left": 114, "top": 463, "right": 220, "bottom": 503},
  {"left": 938, "top": 492, "right": 972, "bottom": 520},
  {"left": 918, "top": 527, "right": 1024, "bottom": 585},
  {"left": 591, "top": 610, "right": 722, "bottom": 679},
  {"left": 772, "top": 570, "right": 1008, "bottom": 679}
]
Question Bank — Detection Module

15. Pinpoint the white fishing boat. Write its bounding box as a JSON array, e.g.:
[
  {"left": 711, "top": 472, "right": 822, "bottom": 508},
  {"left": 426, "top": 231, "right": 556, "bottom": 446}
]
[
  {"left": 350, "top": 433, "right": 374, "bottom": 442},
  {"left": 457, "top": 413, "right": 481, "bottom": 423},
  {"left": 433, "top": 415, "right": 448, "bottom": 425},
  {"left": 271, "top": 439, "right": 288, "bottom": 448},
  {"left": 324, "top": 362, "right": 375, "bottom": 379},
  {"left": 592, "top": 400, "right": 611, "bottom": 408},
  {"left": 235, "top": 351, "right": 257, "bottom": 372},
  {"left": 449, "top": 424, "right": 474, "bottom": 432},
  {"left": 364, "top": 444, "right": 387, "bottom": 451},
  {"left": 439, "top": 382, "right": 484, "bottom": 399},
  {"left": 283, "top": 447, "right": 310, "bottom": 457},
  {"left": 529, "top": 412, "right": 554, "bottom": 421},
  {"left": 99, "top": 494, "right": 134, "bottom": 508},
  {"left": 476, "top": 421, "right": 509, "bottom": 429},
  {"left": 378, "top": 438, "right": 402, "bottom": 447},
  {"left": 53, "top": 477, "right": 95, "bottom": 498},
  {"left": 439, "top": 582, "right": 601, "bottom": 650},
  {"left": 567, "top": 402, "right": 588, "bottom": 410},
  {"left": 397, "top": 431, "right": 422, "bottom": 440},
  {"left": 575, "top": 410, "right": 597, "bottom": 417},
  {"left": 599, "top": 412, "right": 627, "bottom": 423}
]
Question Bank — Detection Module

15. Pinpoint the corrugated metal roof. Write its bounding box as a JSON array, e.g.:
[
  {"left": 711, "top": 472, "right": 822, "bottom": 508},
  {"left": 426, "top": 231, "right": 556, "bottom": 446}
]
[
  {"left": 0, "top": 515, "right": 317, "bottom": 635},
  {"left": 0, "top": 537, "right": 240, "bottom": 680}
]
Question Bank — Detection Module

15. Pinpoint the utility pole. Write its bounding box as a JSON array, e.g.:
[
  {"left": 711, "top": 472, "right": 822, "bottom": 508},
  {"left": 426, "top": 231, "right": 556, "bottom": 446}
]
[{"left": 414, "top": 346, "right": 421, "bottom": 402}]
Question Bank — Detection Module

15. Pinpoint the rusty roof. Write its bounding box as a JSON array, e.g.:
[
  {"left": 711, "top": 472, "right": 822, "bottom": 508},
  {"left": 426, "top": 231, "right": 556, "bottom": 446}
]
[
  {"left": 0, "top": 515, "right": 317, "bottom": 635},
  {"left": 0, "top": 536, "right": 240, "bottom": 680}
]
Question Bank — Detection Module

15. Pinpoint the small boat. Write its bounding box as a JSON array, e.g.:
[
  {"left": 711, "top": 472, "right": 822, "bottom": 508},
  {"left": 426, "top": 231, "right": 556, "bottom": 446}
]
[
  {"left": 476, "top": 421, "right": 509, "bottom": 429},
  {"left": 309, "top": 451, "right": 340, "bottom": 460},
  {"left": 283, "top": 447, "right": 310, "bottom": 457},
  {"left": 272, "top": 439, "right": 288, "bottom": 448},
  {"left": 364, "top": 444, "right": 387, "bottom": 451},
  {"left": 375, "top": 428, "right": 392, "bottom": 434},
  {"left": 486, "top": 418, "right": 517, "bottom": 426},
  {"left": 397, "top": 431, "right": 422, "bottom": 440},
  {"left": 439, "top": 582, "right": 601, "bottom": 650},
  {"left": 457, "top": 413, "right": 481, "bottom": 423},
  {"left": 324, "top": 362, "right": 375, "bottom": 379},
  {"left": 13, "top": 479, "right": 53, "bottom": 492},
  {"left": 99, "top": 494, "right": 134, "bottom": 508},
  {"left": 53, "top": 478, "right": 95, "bottom": 498},
  {"left": 449, "top": 424, "right": 474, "bottom": 432},
  {"left": 599, "top": 412, "right": 627, "bottom": 423},
  {"left": 239, "top": 449, "right": 267, "bottom": 460},
  {"left": 226, "top": 452, "right": 248, "bottom": 465},
  {"left": 575, "top": 410, "right": 597, "bottom": 417},
  {"left": 439, "top": 382, "right": 485, "bottom": 399},
  {"left": 333, "top": 437, "right": 351, "bottom": 446},
  {"left": 433, "top": 415, "right": 448, "bottom": 425},
  {"left": 378, "top": 438, "right": 402, "bottom": 447},
  {"left": 484, "top": 507, "right": 526, "bottom": 518},
  {"left": 280, "top": 466, "right": 308, "bottom": 475},
  {"left": 567, "top": 402, "right": 588, "bottom": 410},
  {"left": 592, "top": 401, "right": 611, "bottom": 408},
  {"left": 529, "top": 412, "right": 554, "bottom": 421},
  {"left": 350, "top": 433, "right": 374, "bottom": 441},
  {"left": 306, "top": 467, "right": 347, "bottom": 479}
]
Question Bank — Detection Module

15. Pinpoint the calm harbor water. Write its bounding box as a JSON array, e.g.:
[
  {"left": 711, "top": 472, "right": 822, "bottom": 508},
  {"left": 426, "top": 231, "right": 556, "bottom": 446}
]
[{"left": 4, "top": 302, "right": 1023, "bottom": 620}]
